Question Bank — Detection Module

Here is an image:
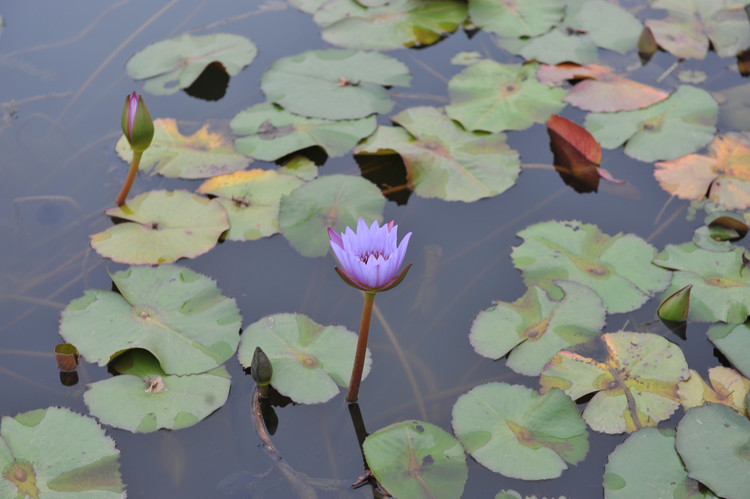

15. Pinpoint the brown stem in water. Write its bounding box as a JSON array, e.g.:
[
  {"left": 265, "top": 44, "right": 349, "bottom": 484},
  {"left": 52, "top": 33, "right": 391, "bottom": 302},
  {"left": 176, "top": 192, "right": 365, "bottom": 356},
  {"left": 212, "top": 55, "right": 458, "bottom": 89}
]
[
  {"left": 346, "top": 291, "right": 376, "bottom": 402},
  {"left": 115, "top": 151, "right": 142, "bottom": 206}
]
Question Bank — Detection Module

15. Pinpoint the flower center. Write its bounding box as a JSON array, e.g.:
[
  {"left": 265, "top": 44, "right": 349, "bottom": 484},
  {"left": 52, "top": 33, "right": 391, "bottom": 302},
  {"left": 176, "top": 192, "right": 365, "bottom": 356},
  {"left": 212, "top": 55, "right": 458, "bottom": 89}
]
[{"left": 359, "top": 250, "right": 388, "bottom": 264}]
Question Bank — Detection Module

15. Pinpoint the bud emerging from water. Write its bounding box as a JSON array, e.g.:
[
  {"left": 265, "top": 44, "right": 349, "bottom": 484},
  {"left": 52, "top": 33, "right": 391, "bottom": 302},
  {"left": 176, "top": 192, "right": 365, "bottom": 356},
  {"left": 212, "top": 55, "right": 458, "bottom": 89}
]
[{"left": 120, "top": 91, "right": 154, "bottom": 153}]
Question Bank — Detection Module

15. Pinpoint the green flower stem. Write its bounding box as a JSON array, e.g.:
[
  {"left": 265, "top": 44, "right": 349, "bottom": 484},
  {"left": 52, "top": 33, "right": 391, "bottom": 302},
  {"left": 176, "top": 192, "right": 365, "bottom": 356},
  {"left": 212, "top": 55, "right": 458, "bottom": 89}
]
[
  {"left": 115, "top": 151, "right": 142, "bottom": 206},
  {"left": 347, "top": 291, "right": 376, "bottom": 402}
]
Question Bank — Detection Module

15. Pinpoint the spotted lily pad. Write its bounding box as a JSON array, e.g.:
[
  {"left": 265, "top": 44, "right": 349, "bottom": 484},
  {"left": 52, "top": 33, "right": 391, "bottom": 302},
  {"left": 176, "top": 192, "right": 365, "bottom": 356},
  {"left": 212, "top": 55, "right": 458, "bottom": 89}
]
[
  {"left": 261, "top": 49, "right": 411, "bottom": 120},
  {"left": 468, "top": 0, "right": 564, "bottom": 38},
  {"left": 197, "top": 169, "right": 304, "bottom": 241},
  {"left": 278, "top": 174, "right": 385, "bottom": 257},
  {"left": 679, "top": 367, "right": 750, "bottom": 414},
  {"left": 470, "top": 280, "right": 605, "bottom": 376},
  {"left": 59, "top": 264, "right": 242, "bottom": 375},
  {"left": 540, "top": 332, "right": 690, "bottom": 434},
  {"left": 452, "top": 382, "right": 589, "bottom": 480},
  {"left": 237, "top": 313, "right": 369, "bottom": 404},
  {"left": 584, "top": 85, "right": 718, "bottom": 162},
  {"left": 354, "top": 107, "right": 521, "bottom": 202},
  {"left": 511, "top": 220, "right": 671, "bottom": 314},
  {"left": 116, "top": 118, "right": 249, "bottom": 179},
  {"left": 708, "top": 323, "right": 750, "bottom": 378},
  {"left": 231, "top": 102, "right": 376, "bottom": 161},
  {"left": 91, "top": 190, "right": 229, "bottom": 265},
  {"left": 653, "top": 243, "right": 750, "bottom": 323},
  {"left": 84, "top": 350, "right": 231, "bottom": 433},
  {"left": 126, "top": 33, "right": 257, "bottom": 95},
  {"left": 0, "top": 407, "right": 125, "bottom": 498},
  {"left": 362, "top": 420, "right": 468, "bottom": 499},
  {"left": 446, "top": 60, "right": 567, "bottom": 133}
]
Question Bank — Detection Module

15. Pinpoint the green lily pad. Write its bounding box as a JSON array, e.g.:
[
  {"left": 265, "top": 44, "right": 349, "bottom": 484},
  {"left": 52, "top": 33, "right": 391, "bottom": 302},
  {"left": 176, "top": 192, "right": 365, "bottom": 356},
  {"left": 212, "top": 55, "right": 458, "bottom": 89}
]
[
  {"left": 0, "top": 407, "right": 125, "bottom": 498},
  {"left": 708, "top": 323, "right": 750, "bottom": 378},
  {"left": 452, "top": 382, "right": 589, "bottom": 480},
  {"left": 469, "top": 0, "right": 564, "bottom": 38},
  {"left": 278, "top": 174, "right": 385, "bottom": 257},
  {"left": 653, "top": 243, "right": 750, "bottom": 323},
  {"left": 116, "top": 118, "right": 249, "bottom": 179},
  {"left": 604, "top": 428, "right": 716, "bottom": 499},
  {"left": 279, "top": 155, "right": 319, "bottom": 181},
  {"left": 90, "top": 190, "right": 229, "bottom": 265},
  {"left": 197, "top": 169, "right": 304, "bottom": 241},
  {"left": 354, "top": 107, "right": 521, "bottom": 202},
  {"left": 231, "top": 102, "right": 377, "bottom": 161},
  {"left": 470, "top": 280, "right": 605, "bottom": 376},
  {"left": 676, "top": 404, "right": 750, "bottom": 499},
  {"left": 584, "top": 85, "right": 718, "bottom": 162},
  {"left": 498, "top": 29, "right": 598, "bottom": 66},
  {"left": 362, "top": 420, "right": 467, "bottom": 499},
  {"left": 237, "top": 313, "right": 369, "bottom": 404},
  {"left": 511, "top": 220, "right": 671, "bottom": 314},
  {"left": 540, "top": 332, "right": 690, "bottom": 434},
  {"left": 321, "top": 0, "right": 467, "bottom": 50},
  {"left": 445, "top": 60, "right": 567, "bottom": 133},
  {"left": 260, "top": 49, "right": 411, "bottom": 120},
  {"left": 59, "top": 264, "right": 242, "bottom": 375},
  {"left": 126, "top": 33, "right": 258, "bottom": 95},
  {"left": 84, "top": 350, "right": 231, "bottom": 433}
]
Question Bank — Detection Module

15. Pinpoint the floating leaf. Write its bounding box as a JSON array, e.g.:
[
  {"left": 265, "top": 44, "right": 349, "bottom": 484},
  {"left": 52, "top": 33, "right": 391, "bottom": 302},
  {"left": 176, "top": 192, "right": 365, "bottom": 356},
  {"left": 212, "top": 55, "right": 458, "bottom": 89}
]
[
  {"left": 511, "top": 220, "right": 671, "bottom": 314},
  {"left": 126, "top": 33, "right": 257, "bottom": 95},
  {"left": 450, "top": 51, "right": 483, "bottom": 66},
  {"left": 585, "top": 85, "right": 718, "bottom": 162},
  {"left": 445, "top": 61, "right": 567, "bottom": 133},
  {"left": 0, "top": 407, "right": 125, "bottom": 498},
  {"left": 260, "top": 49, "right": 411, "bottom": 120},
  {"left": 231, "top": 102, "right": 376, "bottom": 161},
  {"left": 84, "top": 350, "right": 231, "bottom": 433},
  {"left": 540, "top": 332, "right": 689, "bottom": 434},
  {"left": 678, "top": 70, "right": 708, "bottom": 84},
  {"left": 468, "top": 0, "right": 564, "bottom": 38},
  {"left": 197, "top": 169, "right": 304, "bottom": 241},
  {"left": 278, "top": 174, "right": 385, "bottom": 257},
  {"left": 547, "top": 114, "right": 603, "bottom": 193},
  {"left": 679, "top": 367, "right": 750, "bottom": 413},
  {"left": 363, "top": 420, "right": 467, "bottom": 499},
  {"left": 715, "top": 81, "right": 750, "bottom": 131},
  {"left": 237, "top": 313, "right": 369, "bottom": 404},
  {"left": 604, "top": 428, "right": 713, "bottom": 499},
  {"left": 90, "top": 190, "right": 229, "bottom": 265},
  {"left": 657, "top": 284, "right": 692, "bottom": 322},
  {"left": 496, "top": 491, "right": 569, "bottom": 499},
  {"left": 470, "top": 280, "right": 605, "bottom": 376},
  {"left": 59, "top": 264, "right": 241, "bottom": 375},
  {"left": 654, "top": 132, "right": 750, "bottom": 210},
  {"left": 279, "top": 155, "right": 319, "bottom": 181},
  {"left": 498, "top": 29, "right": 598, "bottom": 66},
  {"left": 645, "top": 0, "right": 750, "bottom": 59},
  {"left": 653, "top": 243, "right": 750, "bottom": 323},
  {"left": 708, "top": 323, "right": 750, "bottom": 378},
  {"left": 676, "top": 405, "right": 750, "bottom": 499},
  {"left": 355, "top": 107, "right": 521, "bottom": 202},
  {"left": 452, "top": 382, "right": 589, "bottom": 480},
  {"left": 116, "top": 118, "right": 249, "bottom": 179}
]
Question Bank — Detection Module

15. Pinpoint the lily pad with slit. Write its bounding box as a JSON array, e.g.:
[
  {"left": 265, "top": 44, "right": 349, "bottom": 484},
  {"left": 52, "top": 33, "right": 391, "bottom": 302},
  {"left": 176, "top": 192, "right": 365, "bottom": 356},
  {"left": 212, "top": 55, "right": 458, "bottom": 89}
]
[
  {"left": 452, "top": 382, "right": 589, "bottom": 480},
  {"left": 468, "top": 0, "right": 564, "bottom": 38},
  {"left": 238, "top": 313, "right": 369, "bottom": 404},
  {"left": 91, "top": 190, "right": 229, "bottom": 265},
  {"left": 59, "top": 264, "right": 242, "bottom": 375},
  {"left": 540, "top": 332, "right": 689, "bottom": 434}
]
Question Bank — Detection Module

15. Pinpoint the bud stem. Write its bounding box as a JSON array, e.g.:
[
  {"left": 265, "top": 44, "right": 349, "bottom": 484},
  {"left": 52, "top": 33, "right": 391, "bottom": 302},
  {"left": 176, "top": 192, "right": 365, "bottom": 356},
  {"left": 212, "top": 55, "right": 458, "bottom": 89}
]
[
  {"left": 115, "top": 151, "right": 142, "bottom": 206},
  {"left": 346, "top": 291, "right": 376, "bottom": 402}
]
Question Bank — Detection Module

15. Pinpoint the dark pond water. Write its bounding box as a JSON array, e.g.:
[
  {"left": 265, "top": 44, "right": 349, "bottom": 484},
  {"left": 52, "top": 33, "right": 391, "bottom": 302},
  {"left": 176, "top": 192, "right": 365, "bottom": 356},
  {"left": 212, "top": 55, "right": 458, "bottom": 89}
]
[{"left": 0, "top": 1, "right": 745, "bottom": 497}]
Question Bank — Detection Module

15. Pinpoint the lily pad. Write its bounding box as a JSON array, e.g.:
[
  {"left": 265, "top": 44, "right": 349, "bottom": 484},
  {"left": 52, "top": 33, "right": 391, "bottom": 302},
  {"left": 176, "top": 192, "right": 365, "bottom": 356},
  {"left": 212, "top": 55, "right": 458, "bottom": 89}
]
[
  {"left": 91, "top": 190, "right": 229, "bottom": 265},
  {"left": 362, "top": 420, "right": 467, "bottom": 499},
  {"left": 231, "top": 102, "right": 377, "bottom": 161},
  {"left": 470, "top": 280, "right": 606, "bottom": 376},
  {"left": 197, "top": 169, "right": 304, "bottom": 241},
  {"left": 653, "top": 243, "right": 750, "bottom": 323},
  {"left": 278, "top": 174, "right": 385, "bottom": 257},
  {"left": 354, "top": 107, "right": 521, "bottom": 202},
  {"left": 584, "top": 85, "right": 718, "bottom": 163},
  {"left": 84, "top": 350, "right": 231, "bottom": 433},
  {"left": 676, "top": 404, "right": 750, "bottom": 499},
  {"left": 540, "top": 332, "right": 690, "bottom": 434},
  {"left": 445, "top": 60, "right": 567, "bottom": 133},
  {"left": 451, "top": 382, "right": 589, "bottom": 480},
  {"left": 708, "top": 323, "right": 750, "bottom": 378},
  {"left": 511, "top": 220, "right": 671, "bottom": 314},
  {"left": 260, "top": 49, "right": 411, "bottom": 120},
  {"left": 679, "top": 367, "right": 750, "bottom": 414},
  {"left": 279, "top": 155, "right": 319, "bottom": 182},
  {"left": 59, "top": 264, "right": 242, "bottom": 375},
  {"left": 237, "top": 313, "right": 369, "bottom": 404},
  {"left": 116, "top": 118, "right": 249, "bottom": 179},
  {"left": 604, "top": 428, "right": 715, "bottom": 499},
  {"left": 0, "top": 407, "right": 125, "bottom": 498},
  {"left": 126, "top": 33, "right": 257, "bottom": 95},
  {"left": 468, "top": 0, "right": 564, "bottom": 38}
]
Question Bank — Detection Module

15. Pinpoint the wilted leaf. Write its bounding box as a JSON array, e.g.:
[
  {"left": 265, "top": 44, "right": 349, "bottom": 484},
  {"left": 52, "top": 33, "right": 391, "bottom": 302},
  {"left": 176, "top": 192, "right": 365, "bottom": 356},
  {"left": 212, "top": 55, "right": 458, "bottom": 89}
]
[
  {"left": 678, "top": 367, "right": 750, "bottom": 413},
  {"left": 547, "top": 114, "right": 603, "bottom": 193}
]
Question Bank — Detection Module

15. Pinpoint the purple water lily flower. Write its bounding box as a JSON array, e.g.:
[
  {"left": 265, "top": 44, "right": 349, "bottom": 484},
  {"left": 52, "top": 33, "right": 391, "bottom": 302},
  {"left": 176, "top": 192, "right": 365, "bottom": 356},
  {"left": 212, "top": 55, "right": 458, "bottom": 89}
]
[{"left": 328, "top": 218, "right": 412, "bottom": 293}]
